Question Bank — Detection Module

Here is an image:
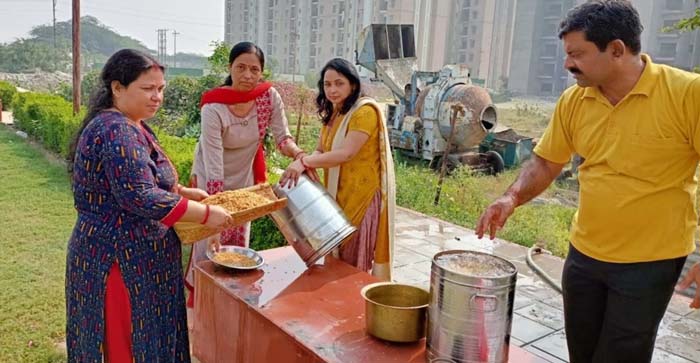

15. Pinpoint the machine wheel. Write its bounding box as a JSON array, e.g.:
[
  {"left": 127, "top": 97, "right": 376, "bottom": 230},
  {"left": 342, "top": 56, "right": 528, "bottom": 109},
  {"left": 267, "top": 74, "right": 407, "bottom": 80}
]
[
  {"left": 430, "top": 155, "right": 458, "bottom": 174},
  {"left": 485, "top": 151, "right": 505, "bottom": 175}
]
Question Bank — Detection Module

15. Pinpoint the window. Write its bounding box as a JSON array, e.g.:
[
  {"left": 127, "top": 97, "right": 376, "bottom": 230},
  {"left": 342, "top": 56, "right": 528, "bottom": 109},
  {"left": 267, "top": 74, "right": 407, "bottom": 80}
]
[
  {"left": 331, "top": 33, "right": 335, "bottom": 41},
  {"left": 541, "top": 63, "right": 555, "bottom": 75},
  {"left": 545, "top": 3, "right": 562, "bottom": 17},
  {"left": 543, "top": 20, "right": 558, "bottom": 35},
  {"left": 470, "top": 39, "right": 475, "bottom": 48},
  {"left": 459, "top": 54, "right": 466, "bottom": 63},
  {"left": 659, "top": 42, "right": 677, "bottom": 57},
  {"left": 542, "top": 43, "right": 557, "bottom": 57},
  {"left": 471, "top": 25, "right": 477, "bottom": 34},
  {"left": 468, "top": 53, "right": 474, "bottom": 62},
  {"left": 472, "top": 11, "right": 478, "bottom": 19},
  {"left": 666, "top": 0, "right": 684, "bottom": 10},
  {"left": 380, "top": 0, "right": 388, "bottom": 11},
  {"left": 461, "top": 39, "right": 468, "bottom": 48},
  {"left": 540, "top": 82, "right": 554, "bottom": 94}
]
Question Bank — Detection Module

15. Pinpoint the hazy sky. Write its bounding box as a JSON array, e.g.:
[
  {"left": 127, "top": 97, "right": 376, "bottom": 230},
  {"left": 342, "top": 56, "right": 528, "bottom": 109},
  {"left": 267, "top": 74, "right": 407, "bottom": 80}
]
[{"left": 0, "top": 0, "right": 225, "bottom": 55}]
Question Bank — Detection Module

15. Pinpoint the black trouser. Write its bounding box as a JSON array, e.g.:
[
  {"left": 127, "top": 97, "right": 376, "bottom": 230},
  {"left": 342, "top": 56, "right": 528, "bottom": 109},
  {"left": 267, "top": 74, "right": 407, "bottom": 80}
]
[{"left": 561, "top": 245, "right": 686, "bottom": 363}]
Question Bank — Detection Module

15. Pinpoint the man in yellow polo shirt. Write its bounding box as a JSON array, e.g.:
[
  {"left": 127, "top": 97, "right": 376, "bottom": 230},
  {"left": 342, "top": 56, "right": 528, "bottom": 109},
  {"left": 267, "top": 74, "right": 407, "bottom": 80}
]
[{"left": 475, "top": 1, "right": 700, "bottom": 362}]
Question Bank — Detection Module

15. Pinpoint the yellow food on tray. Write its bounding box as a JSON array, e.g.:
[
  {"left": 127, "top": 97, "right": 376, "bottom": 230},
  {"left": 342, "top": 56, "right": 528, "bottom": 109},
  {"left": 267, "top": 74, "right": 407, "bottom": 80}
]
[
  {"left": 203, "top": 190, "right": 270, "bottom": 213},
  {"left": 174, "top": 183, "right": 287, "bottom": 245},
  {"left": 212, "top": 251, "right": 258, "bottom": 267}
]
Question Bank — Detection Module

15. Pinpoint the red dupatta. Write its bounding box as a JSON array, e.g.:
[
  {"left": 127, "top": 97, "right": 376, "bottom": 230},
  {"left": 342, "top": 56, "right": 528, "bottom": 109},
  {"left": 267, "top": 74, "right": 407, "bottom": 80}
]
[{"left": 199, "top": 82, "right": 273, "bottom": 184}]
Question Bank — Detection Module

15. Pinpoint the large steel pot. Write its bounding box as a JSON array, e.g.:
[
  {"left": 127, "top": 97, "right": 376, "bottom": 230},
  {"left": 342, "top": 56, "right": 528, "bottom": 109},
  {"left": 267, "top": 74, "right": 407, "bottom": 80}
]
[
  {"left": 427, "top": 250, "right": 517, "bottom": 363},
  {"left": 271, "top": 175, "right": 356, "bottom": 266},
  {"left": 361, "top": 282, "right": 429, "bottom": 343}
]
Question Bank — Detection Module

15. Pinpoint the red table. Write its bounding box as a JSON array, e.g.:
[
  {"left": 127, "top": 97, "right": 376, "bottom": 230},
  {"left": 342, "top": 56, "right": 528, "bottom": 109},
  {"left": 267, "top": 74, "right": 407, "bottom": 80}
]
[{"left": 191, "top": 246, "right": 551, "bottom": 363}]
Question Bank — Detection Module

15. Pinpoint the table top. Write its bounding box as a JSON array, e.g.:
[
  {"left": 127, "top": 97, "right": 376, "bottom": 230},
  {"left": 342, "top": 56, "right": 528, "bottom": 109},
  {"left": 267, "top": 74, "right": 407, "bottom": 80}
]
[{"left": 195, "top": 246, "right": 551, "bottom": 363}]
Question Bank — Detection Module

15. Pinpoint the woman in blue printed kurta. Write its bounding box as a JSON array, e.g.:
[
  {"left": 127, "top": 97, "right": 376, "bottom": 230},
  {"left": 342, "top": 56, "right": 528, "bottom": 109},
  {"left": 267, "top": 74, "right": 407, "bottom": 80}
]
[{"left": 66, "top": 49, "right": 232, "bottom": 363}]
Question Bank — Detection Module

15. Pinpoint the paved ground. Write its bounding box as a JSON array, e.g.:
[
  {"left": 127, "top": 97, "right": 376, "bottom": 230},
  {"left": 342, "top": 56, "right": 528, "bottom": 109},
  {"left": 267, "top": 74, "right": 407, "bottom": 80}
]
[
  {"left": 390, "top": 207, "right": 700, "bottom": 362},
  {"left": 1, "top": 110, "right": 13, "bottom": 125}
]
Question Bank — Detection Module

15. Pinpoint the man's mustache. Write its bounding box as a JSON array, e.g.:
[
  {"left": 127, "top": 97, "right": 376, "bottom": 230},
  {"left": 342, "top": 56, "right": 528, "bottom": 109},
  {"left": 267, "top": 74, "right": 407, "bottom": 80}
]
[{"left": 568, "top": 67, "right": 582, "bottom": 75}]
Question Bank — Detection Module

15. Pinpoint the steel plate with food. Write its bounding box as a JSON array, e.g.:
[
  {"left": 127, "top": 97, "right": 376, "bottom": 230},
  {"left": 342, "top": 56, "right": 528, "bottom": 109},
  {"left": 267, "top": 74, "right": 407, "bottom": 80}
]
[{"left": 206, "top": 246, "right": 264, "bottom": 270}]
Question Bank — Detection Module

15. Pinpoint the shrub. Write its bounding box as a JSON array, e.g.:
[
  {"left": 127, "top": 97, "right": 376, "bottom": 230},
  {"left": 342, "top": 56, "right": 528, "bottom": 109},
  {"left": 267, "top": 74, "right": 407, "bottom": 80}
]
[
  {"left": 12, "top": 92, "right": 83, "bottom": 158},
  {"left": 0, "top": 81, "right": 17, "bottom": 110}
]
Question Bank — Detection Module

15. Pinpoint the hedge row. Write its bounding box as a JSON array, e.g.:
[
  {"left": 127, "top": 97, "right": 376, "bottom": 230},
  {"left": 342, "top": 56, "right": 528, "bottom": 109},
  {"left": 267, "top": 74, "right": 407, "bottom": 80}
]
[
  {"left": 11, "top": 92, "right": 286, "bottom": 250},
  {"left": 12, "top": 92, "right": 82, "bottom": 158},
  {"left": 0, "top": 81, "right": 17, "bottom": 110}
]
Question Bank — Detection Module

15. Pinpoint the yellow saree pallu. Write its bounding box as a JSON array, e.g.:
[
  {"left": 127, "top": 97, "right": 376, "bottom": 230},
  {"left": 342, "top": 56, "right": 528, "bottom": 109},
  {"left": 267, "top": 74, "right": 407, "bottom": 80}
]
[{"left": 326, "top": 97, "right": 396, "bottom": 281}]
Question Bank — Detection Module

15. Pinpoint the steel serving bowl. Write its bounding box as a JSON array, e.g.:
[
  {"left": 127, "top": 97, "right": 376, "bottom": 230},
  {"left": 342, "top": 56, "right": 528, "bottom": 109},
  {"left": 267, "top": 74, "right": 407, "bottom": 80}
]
[{"left": 206, "top": 245, "right": 265, "bottom": 270}]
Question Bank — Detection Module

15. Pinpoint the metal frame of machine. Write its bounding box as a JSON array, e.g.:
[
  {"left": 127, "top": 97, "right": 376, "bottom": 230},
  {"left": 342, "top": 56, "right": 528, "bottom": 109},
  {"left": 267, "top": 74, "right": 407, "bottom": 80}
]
[{"left": 357, "top": 24, "right": 532, "bottom": 174}]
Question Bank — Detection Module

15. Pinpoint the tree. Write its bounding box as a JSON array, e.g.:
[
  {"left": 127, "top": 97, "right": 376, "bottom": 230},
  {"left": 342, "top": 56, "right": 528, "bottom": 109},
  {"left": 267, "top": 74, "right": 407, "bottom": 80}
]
[
  {"left": 671, "top": 7, "right": 700, "bottom": 32},
  {"left": 207, "top": 41, "right": 231, "bottom": 77},
  {"left": 56, "top": 70, "right": 101, "bottom": 105},
  {"left": 0, "top": 39, "right": 70, "bottom": 72},
  {"left": 670, "top": 4, "right": 700, "bottom": 72}
]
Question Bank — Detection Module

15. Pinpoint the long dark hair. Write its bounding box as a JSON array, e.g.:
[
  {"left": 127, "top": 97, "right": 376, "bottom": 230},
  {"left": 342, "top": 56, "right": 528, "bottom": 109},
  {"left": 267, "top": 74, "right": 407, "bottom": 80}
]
[
  {"left": 316, "top": 58, "right": 362, "bottom": 125},
  {"left": 67, "top": 49, "right": 164, "bottom": 173},
  {"left": 223, "top": 41, "right": 265, "bottom": 86}
]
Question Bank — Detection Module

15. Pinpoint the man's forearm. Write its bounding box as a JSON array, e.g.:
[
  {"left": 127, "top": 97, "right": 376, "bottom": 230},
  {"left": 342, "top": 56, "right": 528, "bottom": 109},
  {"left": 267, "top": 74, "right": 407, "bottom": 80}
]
[{"left": 505, "top": 154, "right": 565, "bottom": 207}]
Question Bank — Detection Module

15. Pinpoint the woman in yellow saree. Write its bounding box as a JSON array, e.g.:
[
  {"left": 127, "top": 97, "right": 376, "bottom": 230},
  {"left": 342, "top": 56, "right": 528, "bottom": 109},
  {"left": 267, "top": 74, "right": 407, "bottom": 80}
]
[{"left": 280, "top": 58, "right": 396, "bottom": 280}]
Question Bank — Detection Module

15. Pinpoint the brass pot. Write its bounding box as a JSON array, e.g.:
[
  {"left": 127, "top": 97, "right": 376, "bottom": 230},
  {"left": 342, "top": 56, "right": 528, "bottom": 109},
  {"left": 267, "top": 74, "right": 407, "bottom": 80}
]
[{"left": 360, "top": 282, "right": 430, "bottom": 343}]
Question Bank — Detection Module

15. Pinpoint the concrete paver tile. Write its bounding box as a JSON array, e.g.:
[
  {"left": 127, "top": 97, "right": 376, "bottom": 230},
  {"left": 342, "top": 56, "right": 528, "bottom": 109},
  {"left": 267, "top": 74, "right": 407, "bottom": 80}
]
[
  {"left": 528, "top": 253, "right": 564, "bottom": 284},
  {"left": 539, "top": 295, "right": 564, "bottom": 311},
  {"left": 493, "top": 241, "right": 529, "bottom": 260},
  {"left": 393, "top": 247, "right": 430, "bottom": 267},
  {"left": 408, "top": 260, "right": 432, "bottom": 275},
  {"left": 655, "top": 312, "right": 700, "bottom": 362},
  {"left": 410, "top": 242, "right": 445, "bottom": 259},
  {"left": 652, "top": 349, "right": 695, "bottom": 363},
  {"left": 515, "top": 302, "right": 565, "bottom": 330},
  {"left": 666, "top": 293, "right": 696, "bottom": 317},
  {"left": 511, "top": 313, "right": 555, "bottom": 344},
  {"left": 523, "top": 345, "right": 567, "bottom": 362},
  {"left": 687, "top": 309, "right": 700, "bottom": 323},
  {"left": 531, "top": 330, "right": 569, "bottom": 362},
  {"left": 392, "top": 264, "right": 430, "bottom": 285},
  {"left": 516, "top": 274, "right": 561, "bottom": 301},
  {"left": 514, "top": 291, "right": 537, "bottom": 310},
  {"left": 510, "top": 337, "right": 525, "bottom": 347}
]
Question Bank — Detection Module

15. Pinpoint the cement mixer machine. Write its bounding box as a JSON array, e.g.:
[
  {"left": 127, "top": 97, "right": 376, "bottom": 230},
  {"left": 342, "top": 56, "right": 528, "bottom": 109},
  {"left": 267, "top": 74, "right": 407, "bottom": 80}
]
[{"left": 357, "top": 24, "right": 523, "bottom": 174}]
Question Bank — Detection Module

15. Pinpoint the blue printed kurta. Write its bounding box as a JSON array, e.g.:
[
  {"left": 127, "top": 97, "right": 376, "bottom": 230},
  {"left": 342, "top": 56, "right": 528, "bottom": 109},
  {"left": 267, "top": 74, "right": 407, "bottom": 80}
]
[{"left": 66, "top": 110, "right": 190, "bottom": 363}]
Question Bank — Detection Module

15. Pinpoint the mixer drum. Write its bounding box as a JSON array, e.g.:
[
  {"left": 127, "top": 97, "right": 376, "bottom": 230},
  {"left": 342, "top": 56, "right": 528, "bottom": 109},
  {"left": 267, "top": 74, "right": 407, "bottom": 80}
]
[{"left": 415, "top": 84, "right": 497, "bottom": 152}]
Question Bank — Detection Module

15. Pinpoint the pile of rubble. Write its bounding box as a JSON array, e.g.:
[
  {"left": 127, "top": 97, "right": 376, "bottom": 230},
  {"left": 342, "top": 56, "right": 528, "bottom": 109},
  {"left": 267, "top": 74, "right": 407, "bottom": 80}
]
[{"left": 0, "top": 71, "right": 71, "bottom": 93}]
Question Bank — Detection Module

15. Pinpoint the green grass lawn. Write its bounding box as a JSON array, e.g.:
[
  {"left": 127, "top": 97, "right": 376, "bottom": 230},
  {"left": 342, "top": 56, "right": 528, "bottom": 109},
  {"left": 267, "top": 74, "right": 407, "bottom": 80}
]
[{"left": 0, "top": 126, "right": 72, "bottom": 362}]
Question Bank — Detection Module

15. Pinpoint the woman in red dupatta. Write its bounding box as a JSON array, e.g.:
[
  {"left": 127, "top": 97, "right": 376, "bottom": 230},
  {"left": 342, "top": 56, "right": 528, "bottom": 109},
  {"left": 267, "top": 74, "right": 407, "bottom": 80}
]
[{"left": 185, "top": 42, "right": 307, "bottom": 306}]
